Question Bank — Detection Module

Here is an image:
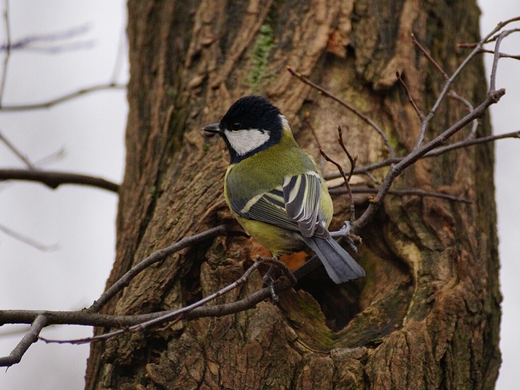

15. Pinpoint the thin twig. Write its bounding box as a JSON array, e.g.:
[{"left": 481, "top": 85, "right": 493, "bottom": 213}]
[
  {"left": 412, "top": 20, "right": 515, "bottom": 150},
  {"left": 349, "top": 17, "right": 516, "bottom": 229},
  {"left": 0, "top": 130, "right": 36, "bottom": 169},
  {"left": 363, "top": 171, "right": 381, "bottom": 185},
  {"left": 262, "top": 258, "right": 298, "bottom": 285},
  {"left": 0, "top": 24, "right": 92, "bottom": 53},
  {"left": 352, "top": 89, "right": 505, "bottom": 233},
  {"left": 337, "top": 126, "right": 357, "bottom": 222},
  {"left": 287, "top": 66, "right": 395, "bottom": 158},
  {"left": 34, "top": 146, "right": 66, "bottom": 166},
  {"left": 88, "top": 225, "right": 228, "bottom": 312},
  {"left": 23, "top": 266, "right": 295, "bottom": 347},
  {"left": 449, "top": 90, "right": 478, "bottom": 138},
  {"left": 0, "top": 0, "right": 11, "bottom": 105},
  {"left": 87, "top": 258, "right": 274, "bottom": 343},
  {"left": 475, "top": 48, "right": 520, "bottom": 60},
  {"left": 0, "top": 315, "right": 47, "bottom": 366},
  {"left": 3, "top": 280, "right": 280, "bottom": 357},
  {"left": 489, "top": 29, "right": 517, "bottom": 93},
  {"left": 460, "top": 20, "right": 520, "bottom": 49},
  {"left": 5, "top": 259, "right": 296, "bottom": 349},
  {"left": 306, "top": 119, "right": 355, "bottom": 221},
  {"left": 323, "top": 129, "right": 520, "bottom": 180},
  {"left": 0, "top": 169, "right": 120, "bottom": 192},
  {"left": 423, "top": 130, "right": 520, "bottom": 156},
  {"left": 0, "top": 275, "right": 291, "bottom": 335},
  {"left": 458, "top": 30, "right": 520, "bottom": 50},
  {"left": 337, "top": 126, "right": 357, "bottom": 182},
  {"left": 396, "top": 71, "right": 425, "bottom": 121},
  {"left": 0, "top": 222, "right": 59, "bottom": 251},
  {"left": 0, "top": 325, "right": 31, "bottom": 338},
  {"left": 412, "top": 33, "right": 449, "bottom": 80},
  {"left": 329, "top": 186, "right": 472, "bottom": 204},
  {"left": 0, "top": 83, "right": 126, "bottom": 111}
]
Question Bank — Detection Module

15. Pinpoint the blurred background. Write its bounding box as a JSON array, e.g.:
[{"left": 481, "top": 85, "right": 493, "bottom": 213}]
[{"left": 0, "top": 1, "right": 517, "bottom": 389}]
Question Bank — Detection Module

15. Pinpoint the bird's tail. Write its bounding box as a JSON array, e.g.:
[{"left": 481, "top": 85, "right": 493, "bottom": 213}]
[{"left": 302, "top": 236, "right": 365, "bottom": 284}]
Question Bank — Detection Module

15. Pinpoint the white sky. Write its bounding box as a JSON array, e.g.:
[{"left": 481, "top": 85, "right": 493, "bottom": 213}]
[{"left": 0, "top": 1, "right": 518, "bottom": 389}]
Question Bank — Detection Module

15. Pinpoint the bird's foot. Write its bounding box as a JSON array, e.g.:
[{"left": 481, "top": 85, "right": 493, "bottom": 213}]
[
  {"left": 330, "top": 221, "right": 352, "bottom": 238},
  {"left": 262, "top": 265, "right": 279, "bottom": 302},
  {"left": 330, "top": 221, "right": 361, "bottom": 253}
]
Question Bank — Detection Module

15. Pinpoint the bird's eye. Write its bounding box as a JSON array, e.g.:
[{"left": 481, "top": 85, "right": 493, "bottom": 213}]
[{"left": 231, "top": 122, "right": 241, "bottom": 131}]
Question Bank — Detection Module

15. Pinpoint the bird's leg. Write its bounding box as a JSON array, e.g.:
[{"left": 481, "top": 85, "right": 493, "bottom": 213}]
[
  {"left": 330, "top": 221, "right": 351, "bottom": 238},
  {"left": 262, "top": 257, "right": 280, "bottom": 303},
  {"left": 330, "top": 221, "right": 360, "bottom": 253}
]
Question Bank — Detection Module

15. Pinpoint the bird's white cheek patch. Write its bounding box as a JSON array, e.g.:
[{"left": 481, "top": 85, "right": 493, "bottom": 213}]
[{"left": 225, "top": 129, "right": 270, "bottom": 156}]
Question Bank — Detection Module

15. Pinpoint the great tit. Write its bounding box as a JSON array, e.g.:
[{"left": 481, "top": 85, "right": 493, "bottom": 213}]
[{"left": 203, "top": 96, "right": 365, "bottom": 284}]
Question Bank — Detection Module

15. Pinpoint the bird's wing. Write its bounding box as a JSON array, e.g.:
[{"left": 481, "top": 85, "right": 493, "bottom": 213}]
[
  {"left": 282, "top": 171, "right": 322, "bottom": 237},
  {"left": 230, "top": 186, "right": 300, "bottom": 232},
  {"left": 229, "top": 171, "right": 325, "bottom": 237}
]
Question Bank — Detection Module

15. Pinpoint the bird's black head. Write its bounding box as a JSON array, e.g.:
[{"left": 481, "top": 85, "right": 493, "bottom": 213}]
[
  {"left": 204, "top": 96, "right": 285, "bottom": 163},
  {"left": 221, "top": 96, "right": 281, "bottom": 133}
]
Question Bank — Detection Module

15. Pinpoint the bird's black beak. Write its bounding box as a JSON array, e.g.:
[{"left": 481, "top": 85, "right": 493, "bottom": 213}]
[{"left": 203, "top": 123, "right": 222, "bottom": 135}]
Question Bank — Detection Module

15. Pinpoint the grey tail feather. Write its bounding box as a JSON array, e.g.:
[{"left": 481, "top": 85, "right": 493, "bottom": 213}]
[{"left": 302, "top": 236, "right": 365, "bottom": 284}]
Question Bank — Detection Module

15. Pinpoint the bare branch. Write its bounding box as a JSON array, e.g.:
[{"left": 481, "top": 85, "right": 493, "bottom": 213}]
[
  {"left": 306, "top": 118, "right": 356, "bottom": 222},
  {"left": 0, "top": 24, "right": 93, "bottom": 53},
  {"left": 329, "top": 186, "right": 472, "bottom": 204},
  {"left": 0, "top": 309, "right": 149, "bottom": 328},
  {"left": 323, "top": 130, "right": 520, "bottom": 180},
  {"left": 0, "top": 168, "right": 120, "bottom": 192},
  {"left": 0, "top": 225, "right": 228, "bottom": 363},
  {"left": 458, "top": 18, "right": 520, "bottom": 48},
  {"left": 412, "top": 33, "right": 449, "bottom": 80},
  {"left": 88, "top": 224, "right": 228, "bottom": 312},
  {"left": 82, "top": 257, "right": 281, "bottom": 344},
  {"left": 337, "top": 126, "right": 357, "bottom": 182},
  {"left": 352, "top": 89, "right": 505, "bottom": 233},
  {"left": 34, "top": 146, "right": 66, "bottom": 167},
  {"left": 0, "top": 315, "right": 47, "bottom": 366},
  {"left": 337, "top": 126, "right": 358, "bottom": 222},
  {"left": 489, "top": 29, "right": 518, "bottom": 92},
  {"left": 412, "top": 20, "right": 515, "bottom": 150},
  {"left": 396, "top": 71, "right": 425, "bottom": 121},
  {"left": 36, "top": 279, "right": 289, "bottom": 344},
  {"left": 474, "top": 48, "right": 520, "bottom": 60},
  {"left": 0, "top": 0, "right": 11, "bottom": 104},
  {"left": 0, "top": 130, "right": 36, "bottom": 169},
  {"left": 0, "top": 83, "right": 126, "bottom": 111},
  {"left": 449, "top": 90, "right": 478, "bottom": 138},
  {"left": 424, "top": 130, "right": 520, "bottom": 157},
  {"left": 0, "top": 222, "right": 59, "bottom": 251},
  {"left": 287, "top": 66, "right": 395, "bottom": 158},
  {"left": 0, "top": 266, "right": 295, "bottom": 351}
]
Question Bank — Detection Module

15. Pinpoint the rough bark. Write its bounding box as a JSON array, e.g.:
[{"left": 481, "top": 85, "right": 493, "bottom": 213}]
[{"left": 85, "top": 0, "right": 501, "bottom": 389}]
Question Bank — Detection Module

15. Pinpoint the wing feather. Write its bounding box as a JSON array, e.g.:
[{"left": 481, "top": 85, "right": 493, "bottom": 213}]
[
  {"left": 228, "top": 171, "right": 325, "bottom": 238},
  {"left": 283, "top": 171, "right": 321, "bottom": 237},
  {"left": 229, "top": 186, "right": 300, "bottom": 232}
]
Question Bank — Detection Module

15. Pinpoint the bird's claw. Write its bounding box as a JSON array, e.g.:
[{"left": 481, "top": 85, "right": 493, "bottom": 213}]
[
  {"left": 330, "top": 221, "right": 360, "bottom": 253},
  {"left": 330, "top": 221, "right": 351, "bottom": 238},
  {"left": 262, "top": 265, "right": 279, "bottom": 302}
]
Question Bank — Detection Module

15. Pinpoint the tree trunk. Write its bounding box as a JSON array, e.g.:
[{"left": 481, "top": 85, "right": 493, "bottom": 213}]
[{"left": 85, "top": 0, "right": 501, "bottom": 389}]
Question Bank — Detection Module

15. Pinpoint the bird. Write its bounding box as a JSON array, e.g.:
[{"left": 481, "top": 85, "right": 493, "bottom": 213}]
[{"left": 203, "top": 96, "right": 365, "bottom": 284}]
